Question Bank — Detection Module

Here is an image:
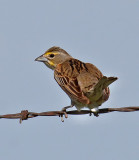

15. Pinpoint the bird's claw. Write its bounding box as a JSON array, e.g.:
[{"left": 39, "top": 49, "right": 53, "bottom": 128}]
[
  {"left": 60, "top": 105, "right": 73, "bottom": 122},
  {"left": 93, "top": 112, "right": 99, "bottom": 117},
  {"left": 59, "top": 110, "right": 68, "bottom": 122}
]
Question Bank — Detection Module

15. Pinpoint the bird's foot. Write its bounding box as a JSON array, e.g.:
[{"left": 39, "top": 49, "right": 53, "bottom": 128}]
[
  {"left": 60, "top": 105, "right": 73, "bottom": 122},
  {"left": 91, "top": 108, "right": 99, "bottom": 117},
  {"left": 59, "top": 112, "right": 68, "bottom": 122}
]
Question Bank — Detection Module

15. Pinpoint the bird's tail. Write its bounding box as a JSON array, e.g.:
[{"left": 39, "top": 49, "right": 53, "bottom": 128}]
[
  {"left": 87, "top": 76, "right": 117, "bottom": 101},
  {"left": 94, "top": 76, "right": 118, "bottom": 91}
]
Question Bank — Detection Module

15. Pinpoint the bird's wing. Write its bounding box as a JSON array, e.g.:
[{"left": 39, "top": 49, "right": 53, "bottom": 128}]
[
  {"left": 77, "top": 63, "right": 117, "bottom": 92},
  {"left": 54, "top": 59, "right": 90, "bottom": 104},
  {"left": 77, "top": 63, "right": 103, "bottom": 93},
  {"left": 76, "top": 63, "right": 117, "bottom": 102}
]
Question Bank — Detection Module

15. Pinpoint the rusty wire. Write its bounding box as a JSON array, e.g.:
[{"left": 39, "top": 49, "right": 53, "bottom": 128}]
[{"left": 0, "top": 106, "right": 139, "bottom": 123}]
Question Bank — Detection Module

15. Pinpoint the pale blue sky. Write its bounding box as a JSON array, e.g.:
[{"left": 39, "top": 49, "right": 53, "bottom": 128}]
[{"left": 0, "top": 0, "right": 139, "bottom": 160}]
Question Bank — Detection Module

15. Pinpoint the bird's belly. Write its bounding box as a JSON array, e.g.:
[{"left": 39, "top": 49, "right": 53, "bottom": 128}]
[
  {"left": 73, "top": 99, "right": 100, "bottom": 111},
  {"left": 73, "top": 95, "right": 105, "bottom": 111},
  {"left": 73, "top": 100, "right": 86, "bottom": 111},
  {"left": 71, "top": 88, "right": 109, "bottom": 111}
]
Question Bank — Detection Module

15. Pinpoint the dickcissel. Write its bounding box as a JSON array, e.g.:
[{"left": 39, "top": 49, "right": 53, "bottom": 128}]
[{"left": 35, "top": 46, "right": 117, "bottom": 115}]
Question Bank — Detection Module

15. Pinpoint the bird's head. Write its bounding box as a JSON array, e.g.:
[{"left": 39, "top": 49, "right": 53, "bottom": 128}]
[{"left": 35, "top": 46, "right": 72, "bottom": 70}]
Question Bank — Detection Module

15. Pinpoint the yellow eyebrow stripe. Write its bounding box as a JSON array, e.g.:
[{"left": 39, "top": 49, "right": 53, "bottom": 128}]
[{"left": 44, "top": 52, "right": 59, "bottom": 56}]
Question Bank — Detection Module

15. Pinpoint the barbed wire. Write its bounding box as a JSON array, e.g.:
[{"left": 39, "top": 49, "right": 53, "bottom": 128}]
[{"left": 0, "top": 106, "right": 139, "bottom": 123}]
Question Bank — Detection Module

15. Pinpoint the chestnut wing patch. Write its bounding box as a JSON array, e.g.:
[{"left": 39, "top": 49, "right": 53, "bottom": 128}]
[{"left": 54, "top": 69, "right": 90, "bottom": 104}]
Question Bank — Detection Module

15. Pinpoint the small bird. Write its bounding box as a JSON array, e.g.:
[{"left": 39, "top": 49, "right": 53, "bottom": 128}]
[{"left": 35, "top": 46, "right": 117, "bottom": 116}]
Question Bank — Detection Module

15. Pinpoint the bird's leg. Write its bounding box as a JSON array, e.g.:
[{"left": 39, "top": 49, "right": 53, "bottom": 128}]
[
  {"left": 61, "top": 105, "right": 74, "bottom": 112},
  {"left": 90, "top": 107, "right": 99, "bottom": 117}
]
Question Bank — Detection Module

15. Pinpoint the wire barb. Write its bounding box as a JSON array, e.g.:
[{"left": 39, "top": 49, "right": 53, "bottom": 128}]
[{"left": 19, "top": 110, "right": 29, "bottom": 123}]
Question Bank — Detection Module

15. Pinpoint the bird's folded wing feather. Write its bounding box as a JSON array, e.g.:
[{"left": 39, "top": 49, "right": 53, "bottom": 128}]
[{"left": 54, "top": 59, "right": 90, "bottom": 104}]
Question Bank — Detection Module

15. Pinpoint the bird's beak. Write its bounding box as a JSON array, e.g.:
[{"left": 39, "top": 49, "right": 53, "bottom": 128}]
[{"left": 35, "top": 55, "right": 48, "bottom": 62}]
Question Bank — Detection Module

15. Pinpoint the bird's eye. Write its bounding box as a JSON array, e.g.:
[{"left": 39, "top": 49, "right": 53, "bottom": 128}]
[{"left": 49, "top": 54, "right": 55, "bottom": 58}]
